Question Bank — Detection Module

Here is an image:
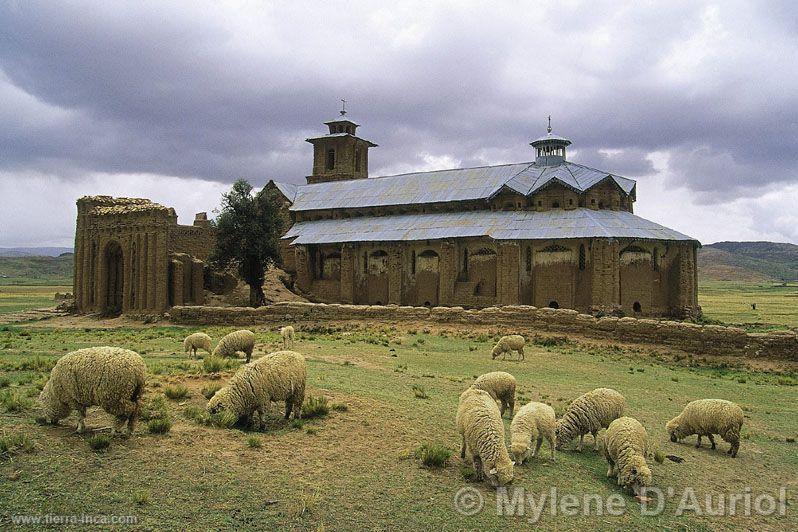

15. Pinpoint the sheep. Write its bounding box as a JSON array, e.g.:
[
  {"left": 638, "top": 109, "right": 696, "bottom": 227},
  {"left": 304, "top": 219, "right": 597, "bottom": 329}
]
[
  {"left": 183, "top": 332, "right": 212, "bottom": 359},
  {"left": 280, "top": 325, "right": 295, "bottom": 349},
  {"left": 207, "top": 350, "right": 307, "bottom": 428},
  {"left": 666, "top": 399, "right": 744, "bottom": 457},
  {"left": 456, "top": 387, "right": 514, "bottom": 486},
  {"left": 38, "top": 347, "right": 147, "bottom": 436},
  {"left": 555, "top": 387, "right": 626, "bottom": 451},
  {"left": 510, "top": 401, "right": 556, "bottom": 464},
  {"left": 471, "top": 371, "right": 516, "bottom": 418},
  {"left": 491, "top": 334, "right": 525, "bottom": 360},
  {"left": 603, "top": 416, "right": 652, "bottom": 496},
  {"left": 212, "top": 329, "right": 256, "bottom": 363}
]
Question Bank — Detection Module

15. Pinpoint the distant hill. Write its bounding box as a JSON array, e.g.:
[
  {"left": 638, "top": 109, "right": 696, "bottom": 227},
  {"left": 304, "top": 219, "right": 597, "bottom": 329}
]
[
  {"left": 0, "top": 247, "right": 73, "bottom": 257},
  {"left": 699, "top": 241, "right": 798, "bottom": 282},
  {"left": 0, "top": 254, "right": 73, "bottom": 285}
]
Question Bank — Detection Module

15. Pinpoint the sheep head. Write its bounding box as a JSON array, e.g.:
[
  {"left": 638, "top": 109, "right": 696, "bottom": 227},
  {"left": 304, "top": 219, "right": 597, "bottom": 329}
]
[
  {"left": 618, "top": 456, "right": 652, "bottom": 496},
  {"left": 36, "top": 380, "right": 68, "bottom": 424},
  {"left": 665, "top": 417, "right": 682, "bottom": 442},
  {"left": 509, "top": 441, "right": 531, "bottom": 465},
  {"left": 485, "top": 458, "right": 514, "bottom": 487}
]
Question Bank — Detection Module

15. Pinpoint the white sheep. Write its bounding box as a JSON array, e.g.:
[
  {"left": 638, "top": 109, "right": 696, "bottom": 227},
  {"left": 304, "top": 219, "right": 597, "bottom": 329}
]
[
  {"left": 183, "top": 332, "right": 212, "bottom": 359},
  {"left": 212, "top": 329, "right": 256, "bottom": 363},
  {"left": 510, "top": 401, "right": 556, "bottom": 464},
  {"left": 603, "top": 416, "right": 652, "bottom": 496},
  {"left": 456, "top": 387, "right": 514, "bottom": 486},
  {"left": 471, "top": 371, "right": 516, "bottom": 418},
  {"left": 666, "top": 399, "right": 744, "bottom": 457},
  {"left": 280, "top": 325, "right": 295, "bottom": 349},
  {"left": 555, "top": 387, "right": 626, "bottom": 451},
  {"left": 38, "top": 347, "right": 147, "bottom": 436},
  {"left": 491, "top": 334, "right": 525, "bottom": 360},
  {"left": 207, "top": 350, "right": 307, "bottom": 428}
]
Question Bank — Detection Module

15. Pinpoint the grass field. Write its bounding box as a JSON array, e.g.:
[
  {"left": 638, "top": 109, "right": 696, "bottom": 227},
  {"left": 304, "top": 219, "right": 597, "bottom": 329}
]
[
  {"left": 0, "top": 285, "right": 71, "bottom": 315},
  {"left": 1, "top": 323, "right": 796, "bottom": 530},
  {"left": 698, "top": 281, "right": 798, "bottom": 330}
]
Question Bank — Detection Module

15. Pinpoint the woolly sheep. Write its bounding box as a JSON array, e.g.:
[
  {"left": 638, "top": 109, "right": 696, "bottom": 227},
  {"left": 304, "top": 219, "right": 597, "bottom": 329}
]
[
  {"left": 471, "top": 371, "right": 516, "bottom": 418},
  {"left": 457, "top": 387, "right": 514, "bottom": 486},
  {"left": 38, "top": 347, "right": 147, "bottom": 436},
  {"left": 207, "top": 350, "right": 307, "bottom": 428},
  {"left": 510, "top": 401, "right": 556, "bottom": 464},
  {"left": 603, "top": 416, "right": 652, "bottom": 496},
  {"left": 555, "top": 387, "right": 626, "bottom": 451},
  {"left": 491, "top": 334, "right": 525, "bottom": 360},
  {"left": 280, "top": 325, "right": 295, "bottom": 349},
  {"left": 212, "top": 329, "right": 256, "bottom": 363},
  {"left": 666, "top": 399, "right": 744, "bottom": 457},
  {"left": 184, "top": 332, "right": 212, "bottom": 359}
]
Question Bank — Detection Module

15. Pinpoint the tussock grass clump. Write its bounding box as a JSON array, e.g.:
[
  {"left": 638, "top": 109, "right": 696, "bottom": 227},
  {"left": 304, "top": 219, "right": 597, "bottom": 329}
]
[
  {"left": 247, "top": 436, "right": 262, "bottom": 448},
  {"left": 414, "top": 443, "right": 451, "bottom": 468},
  {"left": 654, "top": 450, "right": 666, "bottom": 464},
  {"left": 147, "top": 418, "right": 172, "bottom": 434},
  {"left": 202, "top": 356, "right": 227, "bottom": 374},
  {"left": 0, "top": 432, "right": 35, "bottom": 459},
  {"left": 411, "top": 385, "right": 429, "bottom": 399},
  {"left": 164, "top": 384, "right": 189, "bottom": 400},
  {"left": 459, "top": 463, "right": 476, "bottom": 480},
  {"left": 87, "top": 434, "right": 112, "bottom": 451},
  {"left": 533, "top": 335, "right": 568, "bottom": 347},
  {"left": 0, "top": 377, "right": 11, "bottom": 388},
  {"left": 201, "top": 383, "right": 223, "bottom": 399},
  {"left": 331, "top": 403, "right": 348, "bottom": 412},
  {"left": 140, "top": 395, "right": 168, "bottom": 421},
  {"left": 1, "top": 389, "right": 33, "bottom": 412},
  {"left": 302, "top": 396, "right": 330, "bottom": 419}
]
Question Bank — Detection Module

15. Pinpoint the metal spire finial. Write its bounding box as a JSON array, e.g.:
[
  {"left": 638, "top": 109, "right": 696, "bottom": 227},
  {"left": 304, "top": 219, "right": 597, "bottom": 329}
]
[
  {"left": 340, "top": 99, "right": 347, "bottom": 116},
  {"left": 547, "top": 115, "right": 552, "bottom": 134}
]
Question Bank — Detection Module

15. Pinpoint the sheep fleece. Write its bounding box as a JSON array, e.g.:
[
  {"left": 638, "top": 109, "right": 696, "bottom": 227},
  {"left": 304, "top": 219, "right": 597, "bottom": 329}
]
[
  {"left": 666, "top": 399, "right": 744, "bottom": 456},
  {"left": 491, "top": 335, "right": 525, "bottom": 359},
  {"left": 510, "top": 401, "right": 556, "bottom": 463},
  {"left": 604, "top": 416, "right": 652, "bottom": 493},
  {"left": 456, "top": 388, "right": 514, "bottom": 486},
  {"left": 471, "top": 371, "right": 516, "bottom": 417},
  {"left": 184, "top": 332, "right": 212, "bottom": 356},
  {"left": 38, "top": 347, "right": 146, "bottom": 425},
  {"left": 208, "top": 350, "right": 307, "bottom": 422},
  {"left": 556, "top": 388, "right": 626, "bottom": 447},
  {"left": 212, "top": 330, "right": 256, "bottom": 360}
]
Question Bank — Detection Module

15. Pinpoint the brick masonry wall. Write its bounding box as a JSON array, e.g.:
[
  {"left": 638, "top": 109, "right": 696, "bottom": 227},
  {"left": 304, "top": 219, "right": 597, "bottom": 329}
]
[{"left": 169, "top": 302, "right": 797, "bottom": 361}]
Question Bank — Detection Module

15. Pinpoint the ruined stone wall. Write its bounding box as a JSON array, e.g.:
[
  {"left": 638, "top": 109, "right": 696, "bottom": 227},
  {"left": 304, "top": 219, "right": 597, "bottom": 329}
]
[
  {"left": 168, "top": 223, "right": 215, "bottom": 261},
  {"left": 170, "top": 302, "right": 797, "bottom": 361}
]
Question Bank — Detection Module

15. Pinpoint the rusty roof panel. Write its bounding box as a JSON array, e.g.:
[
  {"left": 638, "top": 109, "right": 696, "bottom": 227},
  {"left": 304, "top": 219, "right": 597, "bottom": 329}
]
[{"left": 283, "top": 208, "right": 696, "bottom": 244}]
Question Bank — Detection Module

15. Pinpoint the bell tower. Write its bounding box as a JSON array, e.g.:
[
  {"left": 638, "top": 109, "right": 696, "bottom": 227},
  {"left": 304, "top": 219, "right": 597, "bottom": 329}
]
[
  {"left": 530, "top": 116, "right": 571, "bottom": 166},
  {"left": 305, "top": 100, "right": 378, "bottom": 184}
]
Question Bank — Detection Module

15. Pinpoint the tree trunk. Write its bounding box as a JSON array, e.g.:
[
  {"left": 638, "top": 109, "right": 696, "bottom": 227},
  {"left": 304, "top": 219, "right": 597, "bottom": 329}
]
[{"left": 249, "top": 283, "right": 266, "bottom": 308}]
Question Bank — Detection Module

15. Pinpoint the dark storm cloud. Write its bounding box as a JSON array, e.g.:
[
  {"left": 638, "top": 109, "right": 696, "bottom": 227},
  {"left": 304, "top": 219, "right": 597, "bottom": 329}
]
[{"left": 1, "top": 0, "right": 797, "bottom": 200}]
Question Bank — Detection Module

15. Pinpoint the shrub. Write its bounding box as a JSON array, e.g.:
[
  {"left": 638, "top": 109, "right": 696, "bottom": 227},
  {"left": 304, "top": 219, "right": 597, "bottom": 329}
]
[
  {"left": 290, "top": 419, "right": 305, "bottom": 430},
  {"left": 87, "top": 434, "right": 112, "bottom": 451},
  {"left": 302, "top": 396, "right": 330, "bottom": 419},
  {"left": 164, "top": 384, "right": 189, "bottom": 400},
  {"left": 414, "top": 443, "right": 451, "bottom": 468},
  {"left": 411, "top": 385, "right": 429, "bottom": 399},
  {"left": 247, "top": 436, "right": 262, "bottom": 448},
  {"left": 0, "top": 432, "right": 35, "bottom": 459},
  {"left": 1, "top": 389, "right": 32, "bottom": 413},
  {"left": 203, "top": 356, "right": 226, "bottom": 373},
  {"left": 147, "top": 418, "right": 172, "bottom": 434},
  {"left": 201, "top": 384, "right": 223, "bottom": 399}
]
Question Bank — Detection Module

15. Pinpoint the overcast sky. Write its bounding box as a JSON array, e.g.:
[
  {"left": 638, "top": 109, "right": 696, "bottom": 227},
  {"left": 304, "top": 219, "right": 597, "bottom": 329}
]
[{"left": 1, "top": 0, "right": 797, "bottom": 247}]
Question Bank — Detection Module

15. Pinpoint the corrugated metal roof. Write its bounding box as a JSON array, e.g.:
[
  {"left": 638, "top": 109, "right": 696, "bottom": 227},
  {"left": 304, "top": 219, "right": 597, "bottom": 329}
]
[
  {"left": 272, "top": 181, "right": 297, "bottom": 203},
  {"left": 283, "top": 208, "right": 697, "bottom": 245},
  {"left": 278, "top": 160, "right": 637, "bottom": 212}
]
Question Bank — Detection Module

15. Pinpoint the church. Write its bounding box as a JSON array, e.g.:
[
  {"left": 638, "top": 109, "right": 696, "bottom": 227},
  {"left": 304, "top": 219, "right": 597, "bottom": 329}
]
[{"left": 270, "top": 110, "right": 700, "bottom": 317}]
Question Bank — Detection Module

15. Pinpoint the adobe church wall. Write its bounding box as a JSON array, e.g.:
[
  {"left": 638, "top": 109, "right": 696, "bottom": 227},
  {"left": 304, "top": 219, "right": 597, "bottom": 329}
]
[{"left": 169, "top": 301, "right": 797, "bottom": 361}]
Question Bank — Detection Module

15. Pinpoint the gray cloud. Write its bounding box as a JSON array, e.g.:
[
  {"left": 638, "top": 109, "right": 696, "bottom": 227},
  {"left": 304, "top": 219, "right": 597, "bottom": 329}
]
[{"left": 0, "top": 0, "right": 797, "bottom": 244}]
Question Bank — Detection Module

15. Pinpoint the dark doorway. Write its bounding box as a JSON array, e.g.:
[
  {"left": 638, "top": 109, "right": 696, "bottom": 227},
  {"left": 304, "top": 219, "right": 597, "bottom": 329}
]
[
  {"left": 104, "top": 241, "right": 124, "bottom": 315},
  {"left": 633, "top": 301, "right": 642, "bottom": 313},
  {"left": 548, "top": 300, "right": 559, "bottom": 309}
]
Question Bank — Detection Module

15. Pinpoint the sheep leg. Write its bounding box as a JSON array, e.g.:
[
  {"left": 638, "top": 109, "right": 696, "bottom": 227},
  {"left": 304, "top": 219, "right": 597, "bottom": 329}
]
[
  {"left": 518, "top": 348, "right": 524, "bottom": 361},
  {"left": 707, "top": 434, "right": 716, "bottom": 449},
  {"left": 606, "top": 456, "right": 616, "bottom": 478},
  {"left": 592, "top": 430, "right": 599, "bottom": 451},
  {"left": 284, "top": 399, "right": 293, "bottom": 420},
  {"left": 695, "top": 435, "right": 702, "bottom": 448},
  {"left": 460, "top": 436, "right": 466, "bottom": 459},
  {"left": 507, "top": 398, "right": 515, "bottom": 418},
  {"left": 499, "top": 401, "right": 506, "bottom": 418},
  {"left": 245, "top": 347, "right": 253, "bottom": 363},
  {"left": 473, "top": 455, "right": 484, "bottom": 481},
  {"left": 76, "top": 408, "right": 87, "bottom": 433},
  {"left": 533, "top": 437, "right": 543, "bottom": 458},
  {"left": 548, "top": 435, "right": 556, "bottom": 462}
]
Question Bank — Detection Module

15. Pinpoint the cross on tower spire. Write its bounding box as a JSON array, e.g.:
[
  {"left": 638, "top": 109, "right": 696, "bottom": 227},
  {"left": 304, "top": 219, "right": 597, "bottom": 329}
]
[
  {"left": 547, "top": 115, "right": 552, "bottom": 134},
  {"left": 340, "top": 99, "right": 347, "bottom": 116}
]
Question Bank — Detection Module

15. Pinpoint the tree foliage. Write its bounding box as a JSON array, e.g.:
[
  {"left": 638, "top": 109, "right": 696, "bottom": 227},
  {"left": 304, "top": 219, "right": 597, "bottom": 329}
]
[{"left": 210, "top": 179, "right": 285, "bottom": 307}]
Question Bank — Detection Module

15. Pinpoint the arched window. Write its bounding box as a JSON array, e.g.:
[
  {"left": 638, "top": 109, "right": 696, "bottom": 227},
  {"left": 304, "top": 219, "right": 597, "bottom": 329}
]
[
  {"left": 552, "top": 201, "right": 560, "bottom": 208},
  {"left": 579, "top": 244, "right": 586, "bottom": 271},
  {"left": 525, "top": 246, "right": 532, "bottom": 273},
  {"left": 326, "top": 149, "right": 335, "bottom": 170}
]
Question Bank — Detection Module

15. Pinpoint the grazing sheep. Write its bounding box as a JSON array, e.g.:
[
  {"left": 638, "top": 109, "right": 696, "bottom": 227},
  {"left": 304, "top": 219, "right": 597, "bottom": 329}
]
[
  {"left": 491, "top": 334, "right": 525, "bottom": 360},
  {"left": 207, "top": 350, "right": 307, "bottom": 428},
  {"left": 510, "top": 401, "right": 556, "bottom": 464},
  {"left": 280, "top": 325, "right": 295, "bottom": 349},
  {"left": 212, "top": 329, "right": 256, "bottom": 363},
  {"left": 38, "top": 347, "right": 147, "bottom": 436},
  {"left": 603, "top": 416, "right": 652, "bottom": 496},
  {"left": 471, "top": 371, "right": 516, "bottom": 418},
  {"left": 457, "top": 387, "right": 514, "bottom": 486},
  {"left": 184, "top": 332, "right": 212, "bottom": 358},
  {"left": 556, "top": 388, "right": 626, "bottom": 451},
  {"left": 666, "top": 399, "right": 744, "bottom": 457}
]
